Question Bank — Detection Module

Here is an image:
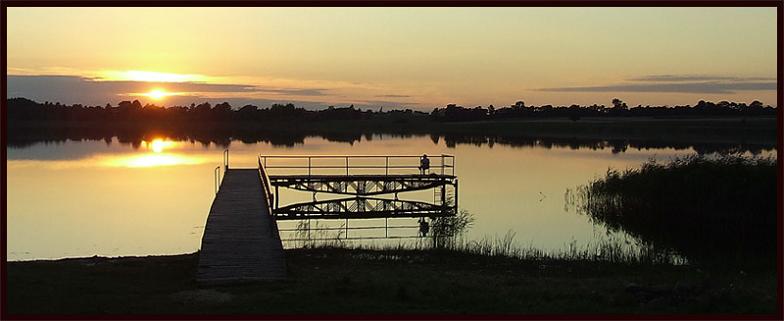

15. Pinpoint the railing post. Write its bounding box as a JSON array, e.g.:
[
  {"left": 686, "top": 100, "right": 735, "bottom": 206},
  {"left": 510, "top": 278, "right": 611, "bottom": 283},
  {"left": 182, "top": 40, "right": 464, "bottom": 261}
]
[
  {"left": 214, "top": 166, "right": 221, "bottom": 194},
  {"left": 345, "top": 156, "right": 349, "bottom": 175},
  {"left": 441, "top": 154, "right": 445, "bottom": 175},
  {"left": 224, "top": 149, "right": 229, "bottom": 171},
  {"left": 308, "top": 157, "right": 312, "bottom": 176},
  {"left": 385, "top": 156, "right": 389, "bottom": 175}
]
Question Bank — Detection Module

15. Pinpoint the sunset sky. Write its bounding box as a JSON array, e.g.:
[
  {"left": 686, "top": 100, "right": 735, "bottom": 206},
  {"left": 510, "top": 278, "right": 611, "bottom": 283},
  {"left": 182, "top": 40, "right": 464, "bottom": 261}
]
[{"left": 7, "top": 7, "right": 778, "bottom": 110}]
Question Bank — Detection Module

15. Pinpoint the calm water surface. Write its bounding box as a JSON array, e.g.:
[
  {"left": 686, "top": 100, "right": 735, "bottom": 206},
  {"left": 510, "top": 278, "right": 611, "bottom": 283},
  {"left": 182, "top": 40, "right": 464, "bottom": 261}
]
[{"left": 8, "top": 135, "right": 760, "bottom": 261}]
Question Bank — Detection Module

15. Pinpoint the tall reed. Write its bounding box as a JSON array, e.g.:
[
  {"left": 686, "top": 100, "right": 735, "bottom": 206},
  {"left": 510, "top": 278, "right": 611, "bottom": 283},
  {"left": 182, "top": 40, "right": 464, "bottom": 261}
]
[{"left": 574, "top": 154, "right": 777, "bottom": 270}]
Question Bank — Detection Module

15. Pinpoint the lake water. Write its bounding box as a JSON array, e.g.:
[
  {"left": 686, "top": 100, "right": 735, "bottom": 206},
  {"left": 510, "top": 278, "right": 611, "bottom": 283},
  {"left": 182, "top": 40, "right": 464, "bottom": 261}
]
[{"left": 7, "top": 134, "right": 774, "bottom": 261}]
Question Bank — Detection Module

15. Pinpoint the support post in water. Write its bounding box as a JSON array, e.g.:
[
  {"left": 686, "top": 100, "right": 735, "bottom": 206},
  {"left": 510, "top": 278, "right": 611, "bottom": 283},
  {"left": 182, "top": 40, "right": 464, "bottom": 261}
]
[{"left": 455, "top": 178, "right": 459, "bottom": 215}]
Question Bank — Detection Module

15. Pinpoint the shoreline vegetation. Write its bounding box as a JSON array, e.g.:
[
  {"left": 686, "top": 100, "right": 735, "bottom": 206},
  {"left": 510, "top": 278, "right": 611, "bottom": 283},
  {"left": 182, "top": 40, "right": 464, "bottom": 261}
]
[
  {"left": 572, "top": 155, "right": 778, "bottom": 272},
  {"left": 6, "top": 97, "right": 778, "bottom": 154},
  {"left": 7, "top": 155, "right": 778, "bottom": 315},
  {"left": 6, "top": 246, "right": 776, "bottom": 315}
]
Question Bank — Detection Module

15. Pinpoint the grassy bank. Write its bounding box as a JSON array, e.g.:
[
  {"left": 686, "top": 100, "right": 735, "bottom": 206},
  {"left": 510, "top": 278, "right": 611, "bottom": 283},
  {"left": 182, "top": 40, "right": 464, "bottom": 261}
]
[
  {"left": 575, "top": 154, "right": 778, "bottom": 271},
  {"left": 6, "top": 247, "right": 777, "bottom": 315}
]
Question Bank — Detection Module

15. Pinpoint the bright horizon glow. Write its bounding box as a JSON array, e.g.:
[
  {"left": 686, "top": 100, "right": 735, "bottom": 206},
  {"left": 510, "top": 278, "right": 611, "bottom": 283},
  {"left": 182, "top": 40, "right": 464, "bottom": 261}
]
[{"left": 100, "top": 70, "right": 208, "bottom": 83}]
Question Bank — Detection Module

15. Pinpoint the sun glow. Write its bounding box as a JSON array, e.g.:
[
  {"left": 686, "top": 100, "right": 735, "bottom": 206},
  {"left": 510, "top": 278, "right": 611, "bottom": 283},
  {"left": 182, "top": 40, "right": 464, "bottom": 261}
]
[
  {"left": 114, "top": 154, "right": 204, "bottom": 168},
  {"left": 144, "top": 89, "right": 170, "bottom": 100}
]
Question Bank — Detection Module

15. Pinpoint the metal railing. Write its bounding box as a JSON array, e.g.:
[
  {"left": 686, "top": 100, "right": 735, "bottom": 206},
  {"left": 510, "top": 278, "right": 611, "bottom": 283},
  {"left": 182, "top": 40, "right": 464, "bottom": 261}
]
[
  {"left": 223, "top": 149, "right": 229, "bottom": 171},
  {"left": 214, "top": 149, "right": 230, "bottom": 194},
  {"left": 214, "top": 166, "right": 222, "bottom": 194},
  {"left": 259, "top": 154, "right": 456, "bottom": 176},
  {"left": 258, "top": 157, "right": 275, "bottom": 212}
]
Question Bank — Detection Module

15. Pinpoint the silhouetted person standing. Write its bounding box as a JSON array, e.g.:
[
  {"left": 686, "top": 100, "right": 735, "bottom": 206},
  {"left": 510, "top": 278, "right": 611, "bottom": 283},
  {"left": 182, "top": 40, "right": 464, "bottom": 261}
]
[
  {"left": 419, "top": 154, "right": 430, "bottom": 174},
  {"left": 419, "top": 217, "right": 430, "bottom": 237}
]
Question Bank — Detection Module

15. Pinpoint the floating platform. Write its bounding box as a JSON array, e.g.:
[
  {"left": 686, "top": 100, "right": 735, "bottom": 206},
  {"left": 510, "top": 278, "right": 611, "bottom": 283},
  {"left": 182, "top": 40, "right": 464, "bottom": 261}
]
[{"left": 261, "top": 155, "right": 458, "bottom": 221}]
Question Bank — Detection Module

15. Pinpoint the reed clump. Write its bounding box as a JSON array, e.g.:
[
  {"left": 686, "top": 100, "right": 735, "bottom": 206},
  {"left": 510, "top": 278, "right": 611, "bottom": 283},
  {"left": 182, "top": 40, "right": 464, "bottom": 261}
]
[{"left": 575, "top": 154, "right": 777, "bottom": 270}]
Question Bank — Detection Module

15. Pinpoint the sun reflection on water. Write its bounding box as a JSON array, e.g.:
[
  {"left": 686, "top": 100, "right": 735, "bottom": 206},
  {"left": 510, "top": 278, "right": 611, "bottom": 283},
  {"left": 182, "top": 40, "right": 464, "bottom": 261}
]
[
  {"left": 109, "top": 154, "right": 205, "bottom": 168},
  {"left": 143, "top": 138, "right": 178, "bottom": 153},
  {"left": 103, "top": 138, "right": 206, "bottom": 168}
]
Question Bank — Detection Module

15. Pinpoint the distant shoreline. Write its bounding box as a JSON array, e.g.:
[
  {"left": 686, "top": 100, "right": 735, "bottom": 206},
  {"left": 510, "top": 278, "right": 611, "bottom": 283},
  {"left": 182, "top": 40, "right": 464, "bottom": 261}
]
[{"left": 7, "top": 116, "right": 778, "bottom": 153}]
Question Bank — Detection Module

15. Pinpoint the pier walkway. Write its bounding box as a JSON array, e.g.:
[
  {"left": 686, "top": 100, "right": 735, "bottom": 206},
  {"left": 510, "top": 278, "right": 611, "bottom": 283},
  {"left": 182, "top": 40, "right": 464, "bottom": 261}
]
[{"left": 197, "top": 168, "right": 286, "bottom": 283}]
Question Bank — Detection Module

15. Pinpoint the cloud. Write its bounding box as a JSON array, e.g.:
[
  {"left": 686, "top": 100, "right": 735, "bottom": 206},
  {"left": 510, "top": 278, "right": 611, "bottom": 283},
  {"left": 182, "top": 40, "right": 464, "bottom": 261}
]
[
  {"left": 254, "top": 88, "right": 328, "bottom": 96},
  {"left": 9, "top": 75, "right": 256, "bottom": 92},
  {"left": 539, "top": 81, "right": 777, "bottom": 94},
  {"left": 7, "top": 75, "right": 329, "bottom": 106},
  {"left": 375, "top": 94, "right": 412, "bottom": 98},
  {"left": 354, "top": 99, "right": 421, "bottom": 107},
  {"left": 629, "top": 75, "right": 776, "bottom": 82},
  {"left": 537, "top": 73, "right": 778, "bottom": 94}
]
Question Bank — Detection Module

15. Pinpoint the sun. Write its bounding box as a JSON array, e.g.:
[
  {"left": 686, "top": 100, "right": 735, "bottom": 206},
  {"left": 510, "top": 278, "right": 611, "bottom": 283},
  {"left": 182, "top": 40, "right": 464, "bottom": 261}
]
[
  {"left": 140, "top": 88, "right": 179, "bottom": 101},
  {"left": 146, "top": 89, "right": 168, "bottom": 100}
]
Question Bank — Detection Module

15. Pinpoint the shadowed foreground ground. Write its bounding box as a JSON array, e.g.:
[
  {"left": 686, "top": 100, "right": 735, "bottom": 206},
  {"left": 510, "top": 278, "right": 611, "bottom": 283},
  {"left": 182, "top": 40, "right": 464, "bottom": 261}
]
[{"left": 6, "top": 248, "right": 777, "bottom": 315}]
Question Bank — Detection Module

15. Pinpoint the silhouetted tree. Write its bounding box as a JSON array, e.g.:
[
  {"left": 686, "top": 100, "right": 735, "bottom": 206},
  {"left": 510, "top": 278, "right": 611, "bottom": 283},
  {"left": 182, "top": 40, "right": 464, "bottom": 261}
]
[{"left": 611, "top": 98, "right": 628, "bottom": 110}]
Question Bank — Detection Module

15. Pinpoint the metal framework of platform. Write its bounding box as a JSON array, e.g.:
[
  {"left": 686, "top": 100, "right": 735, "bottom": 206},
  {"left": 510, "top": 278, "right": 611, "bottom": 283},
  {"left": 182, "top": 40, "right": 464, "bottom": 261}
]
[{"left": 260, "top": 155, "right": 458, "bottom": 221}]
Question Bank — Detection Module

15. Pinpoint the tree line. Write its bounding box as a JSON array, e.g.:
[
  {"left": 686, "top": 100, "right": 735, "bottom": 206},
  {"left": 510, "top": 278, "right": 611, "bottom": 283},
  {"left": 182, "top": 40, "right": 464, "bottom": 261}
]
[
  {"left": 6, "top": 97, "right": 776, "bottom": 124},
  {"left": 431, "top": 99, "right": 775, "bottom": 122}
]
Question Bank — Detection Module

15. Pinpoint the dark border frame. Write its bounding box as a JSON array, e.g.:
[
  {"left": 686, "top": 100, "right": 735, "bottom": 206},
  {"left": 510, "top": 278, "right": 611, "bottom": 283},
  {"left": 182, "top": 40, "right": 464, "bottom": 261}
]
[{"left": 1, "top": 1, "right": 781, "bottom": 320}]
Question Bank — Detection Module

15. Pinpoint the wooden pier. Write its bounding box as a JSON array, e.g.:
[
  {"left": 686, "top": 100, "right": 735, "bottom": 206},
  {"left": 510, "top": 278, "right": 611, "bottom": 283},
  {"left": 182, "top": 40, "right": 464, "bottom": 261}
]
[
  {"left": 197, "top": 168, "right": 286, "bottom": 283},
  {"left": 197, "top": 153, "right": 458, "bottom": 281}
]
